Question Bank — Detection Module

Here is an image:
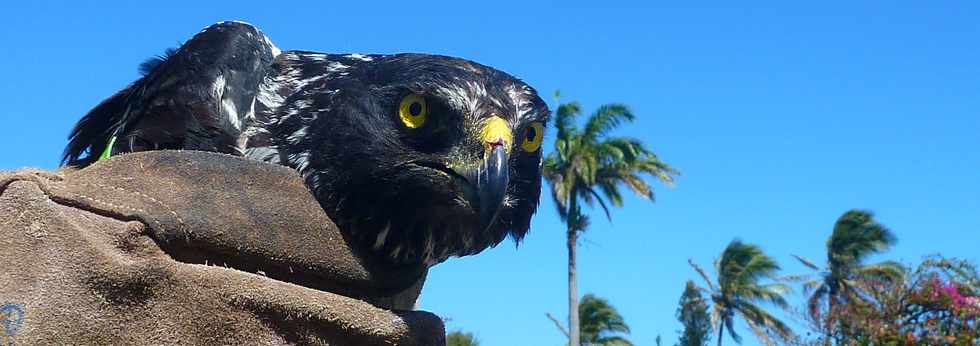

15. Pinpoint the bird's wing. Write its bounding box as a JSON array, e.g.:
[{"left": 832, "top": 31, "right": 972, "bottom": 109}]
[{"left": 63, "top": 21, "right": 280, "bottom": 166}]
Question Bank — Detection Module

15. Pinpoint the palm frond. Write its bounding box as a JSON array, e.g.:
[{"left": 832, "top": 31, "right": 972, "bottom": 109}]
[
  {"left": 554, "top": 101, "right": 581, "bottom": 141},
  {"left": 724, "top": 314, "right": 741, "bottom": 344},
  {"left": 737, "top": 302, "right": 795, "bottom": 344},
  {"left": 579, "top": 294, "right": 631, "bottom": 345},
  {"left": 801, "top": 278, "right": 824, "bottom": 295},
  {"left": 745, "top": 319, "right": 778, "bottom": 346},
  {"left": 736, "top": 249, "right": 782, "bottom": 284},
  {"left": 582, "top": 104, "right": 634, "bottom": 142},
  {"left": 595, "top": 178, "right": 625, "bottom": 207},
  {"left": 777, "top": 273, "right": 813, "bottom": 283},
  {"left": 738, "top": 283, "right": 792, "bottom": 310},
  {"left": 599, "top": 137, "right": 678, "bottom": 185},
  {"left": 446, "top": 330, "right": 481, "bottom": 346},
  {"left": 585, "top": 187, "right": 612, "bottom": 221},
  {"left": 593, "top": 336, "right": 634, "bottom": 346},
  {"left": 792, "top": 254, "right": 822, "bottom": 271},
  {"left": 828, "top": 209, "right": 897, "bottom": 267},
  {"left": 853, "top": 260, "right": 906, "bottom": 284},
  {"left": 689, "top": 259, "right": 718, "bottom": 291},
  {"left": 543, "top": 154, "right": 570, "bottom": 219},
  {"left": 622, "top": 174, "right": 654, "bottom": 201},
  {"left": 718, "top": 240, "right": 781, "bottom": 290}
]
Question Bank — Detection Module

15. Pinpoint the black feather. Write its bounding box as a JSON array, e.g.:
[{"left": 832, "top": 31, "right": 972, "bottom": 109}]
[
  {"left": 62, "top": 85, "right": 134, "bottom": 166},
  {"left": 137, "top": 47, "right": 179, "bottom": 76},
  {"left": 63, "top": 21, "right": 278, "bottom": 165}
]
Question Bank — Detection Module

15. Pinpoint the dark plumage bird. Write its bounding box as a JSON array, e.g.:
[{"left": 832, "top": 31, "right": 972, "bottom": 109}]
[{"left": 63, "top": 22, "right": 549, "bottom": 267}]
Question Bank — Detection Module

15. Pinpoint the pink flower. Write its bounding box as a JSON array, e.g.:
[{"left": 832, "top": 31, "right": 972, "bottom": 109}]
[
  {"left": 966, "top": 296, "right": 980, "bottom": 308},
  {"left": 964, "top": 296, "right": 980, "bottom": 313}
]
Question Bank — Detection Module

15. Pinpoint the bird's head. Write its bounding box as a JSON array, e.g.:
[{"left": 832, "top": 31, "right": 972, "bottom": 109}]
[{"left": 255, "top": 53, "right": 549, "bottom": 266}]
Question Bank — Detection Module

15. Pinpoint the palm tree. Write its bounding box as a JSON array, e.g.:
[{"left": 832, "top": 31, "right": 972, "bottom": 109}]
[
  {"left": 543, "top": 95, "right": 677, "bottom": 346},
  {"left": 689, "top": 240, "right": 794, "bottom": 346},
  {"left": 792, "top": 209, "right": 903, "bottom": 336},
  {"left": 446, "top": 330, "right": 481, "bottom": 346},
  {"left": 579, "top": 294, "right": 633, "bottom": 346}
]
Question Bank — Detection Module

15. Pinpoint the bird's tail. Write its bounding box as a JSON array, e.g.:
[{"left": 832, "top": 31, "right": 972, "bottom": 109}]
[{"left": 62, "top": 84, "right": 136, "bottom": 166}]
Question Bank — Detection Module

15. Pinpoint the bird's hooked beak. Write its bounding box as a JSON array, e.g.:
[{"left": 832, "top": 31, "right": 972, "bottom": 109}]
[{"left": 476, "top": 116, "right": 512, "bottom": 231}]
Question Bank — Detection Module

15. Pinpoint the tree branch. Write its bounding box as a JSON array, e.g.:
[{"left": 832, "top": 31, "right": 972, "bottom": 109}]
[{"left": 546, "top": 312, "right": 570, "bottom": 338}]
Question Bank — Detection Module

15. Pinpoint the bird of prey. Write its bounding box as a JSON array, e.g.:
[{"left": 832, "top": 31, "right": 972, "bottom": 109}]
[{"left": 63, "top": 21, "right": 549, "bottom": 267}]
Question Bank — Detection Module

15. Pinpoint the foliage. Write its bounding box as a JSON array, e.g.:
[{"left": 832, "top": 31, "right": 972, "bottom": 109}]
[
  {"left": 793, "top": 210, "right": 904, "bottom": 337},
  {"left": 828, "top": 255, "right": 979, "bottom": 345},
  {"left": 689, "top": 239, "right": 795, "bottom": 346},
  {"left": 676, "top": 280, "right": 712, "bottom": 346},
  {"left": 543, "top": 97, "right": 678, "bottom": 223},
  {"left": 446, "top": 330, "right": 481, "bottom": 346},
  {"left": 579, "top": 294, "right": 634, "bottom": 346}
]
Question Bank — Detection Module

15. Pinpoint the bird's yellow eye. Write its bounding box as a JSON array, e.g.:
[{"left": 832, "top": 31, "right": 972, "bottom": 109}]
[
  {"left": 399, "top": 94, "right": 428, "bottom": 128},
  {"left": 521, "top": 122, "right": 544, "bottom": 152}
]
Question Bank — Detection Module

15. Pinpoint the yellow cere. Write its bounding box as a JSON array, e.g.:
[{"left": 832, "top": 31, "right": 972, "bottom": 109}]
[
  {"left": 480, "top": 116, "right": 513, "bottom": 152},
  {"left": 521, "top": 122, "right": 545, "bottom": 152},
  {"left": 399, "top": 94, "right": 428, "bottom": 128}
]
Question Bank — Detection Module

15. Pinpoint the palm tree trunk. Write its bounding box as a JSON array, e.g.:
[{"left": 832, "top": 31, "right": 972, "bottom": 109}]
[
  {"left": 568, "top": 222, "right": 580, "bottom": 346},
  {"left": 717, "top": 322, "right": 724, "bottom": 346}
]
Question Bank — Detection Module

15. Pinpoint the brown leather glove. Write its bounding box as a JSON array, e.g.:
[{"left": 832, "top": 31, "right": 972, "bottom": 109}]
[{"left": 0, "top": 150, "right": 444, "bottom": 345}]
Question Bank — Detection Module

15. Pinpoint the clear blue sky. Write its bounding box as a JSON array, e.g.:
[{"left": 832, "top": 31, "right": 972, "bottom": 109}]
[{"left": 2, "top": 2, "right": 978, "bottom": 345}]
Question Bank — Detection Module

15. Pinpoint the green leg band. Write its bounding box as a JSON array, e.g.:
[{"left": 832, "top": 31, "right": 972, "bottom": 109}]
[{"left": 98, "top": 136, "right": 117, "bottom": 161}]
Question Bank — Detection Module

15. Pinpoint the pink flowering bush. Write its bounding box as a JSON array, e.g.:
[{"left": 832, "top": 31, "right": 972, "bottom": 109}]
[
  {"left": 925, "top": 278, "right": 980, "bottom": 314},
  {"left": 828, "top": 256, "right": 979, "bottom": 345}
]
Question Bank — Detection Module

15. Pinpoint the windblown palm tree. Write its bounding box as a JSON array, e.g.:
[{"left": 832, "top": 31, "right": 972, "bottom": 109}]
[
  {"left": 579, "top": 294, "right": 633, "bottom": 346},
  {"left": 689, "top": 240, "right": 794, "bottom": 346},
  {"left": 792, "top": 209, "right": 903, "bottom": 334},
  {"left": 446, "top": 330, "right": 481, "bottom": 346},
  {"left": 543, "top": 95, "right": 677, "bottom": 346}
]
